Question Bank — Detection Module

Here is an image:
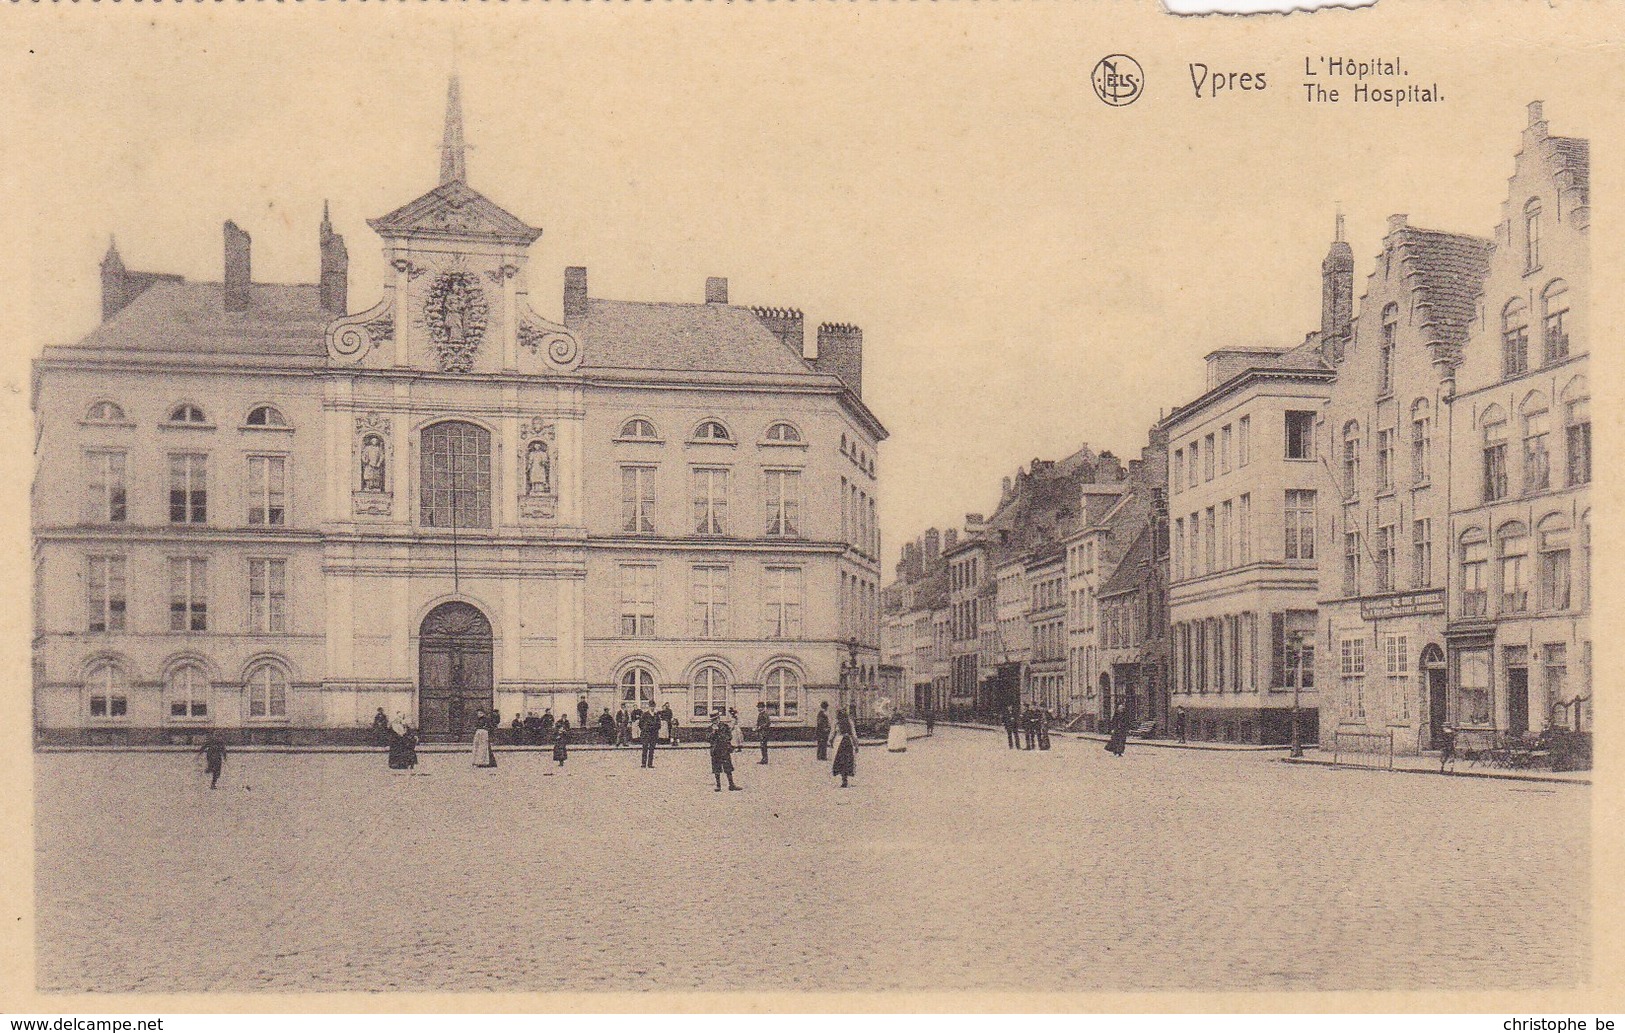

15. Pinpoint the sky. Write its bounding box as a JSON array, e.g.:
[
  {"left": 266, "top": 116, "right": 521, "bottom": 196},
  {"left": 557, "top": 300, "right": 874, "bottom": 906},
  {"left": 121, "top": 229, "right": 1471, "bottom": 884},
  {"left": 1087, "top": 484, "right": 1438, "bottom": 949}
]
[{"left": 6, "top": 4, "right": 1618, "bottom": 576}]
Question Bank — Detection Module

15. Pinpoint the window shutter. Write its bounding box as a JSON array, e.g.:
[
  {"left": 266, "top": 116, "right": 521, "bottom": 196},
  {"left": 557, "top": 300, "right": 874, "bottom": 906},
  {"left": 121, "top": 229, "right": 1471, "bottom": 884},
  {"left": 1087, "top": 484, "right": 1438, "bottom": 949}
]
[{"left": 1271, "top": 612, "right": 1286, "bottom": 689}]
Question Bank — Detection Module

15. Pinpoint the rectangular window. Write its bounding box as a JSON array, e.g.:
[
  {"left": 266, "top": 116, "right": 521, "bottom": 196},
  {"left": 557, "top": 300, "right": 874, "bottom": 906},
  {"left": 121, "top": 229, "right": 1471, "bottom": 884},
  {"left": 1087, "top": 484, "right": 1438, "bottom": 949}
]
[
  {"left": 690, "top": 564, "right": 730, "bottom": 638},
  {"left": 1375, "top": 524, "right": 1396, "bottom": 594},
  {"left": 693, "top": 468, "right": 729, "bottom": 535},
  {"left": 1342, "top": 434, "right": 1360, "bottom": 498},
  {"left": 1204, "top": 507, "right": 1215, "bottom": 573},
  {"left": 1220, "top": 500, "right": 1232, "bottom": 570},
  {"left": 1187, "top": 442, "right": 1199, "bottom": 488},
  {"left": 1412, "top": 518, "right": 1432, "bottom": 589},
  {"left": 1566, "top": 398, "right": 1590, "bottom": 486},
  {"left": 419, "top": 422, "right": 492, "bottom": 529},
  {"left": 1540, "top": 526, "right": 1571, "bottom": 611},
  {"left": 619, "top": 563, "right": 656, "bottom": 637},
  {"left": 1238, "top": 416, "right": 1251, "bottom": 467},
  {"left": 764, "top": 565, "right": 804, "bottom": 640},
  {"left": 1461, "top": 539, "right": 1489, "bottom": 616},
  {"left": 85, "top": 450, "right": 127, "bottom": 524},
  {"left": 1221, "top": 425, "right": 1233, "bottom": 474},
  {"left": 1411, "top": 411, "right": 1431, "bottom": 484},
  {"left": 87, "top": 556, "right": 126, "bottom": 633},
  {"left": 1544, "top": 302, "right": 1569, "bottom": 363},
  {"left": 1523, "top": 411, "right": 1550, "bottom": 494},
  {"left": 1379, "top": 343, "right": 1395, "bottom": 396},
  {"left": 1343, "top": 530, "right": 1361, "bottom": 597},
  {"left": 620, "top": 466, "right": 656, "bottom": 533},
  {"left": 248, "top": 558, "right": 286, "bottom": 634},
  {"left": 1457, "top": 649, "right": 1491, "bottom": 725},
  {"left": 1543, "top": 643, "right": 1568, "bottom": 712},
  {"left": 764, "top": 469, "right": 801, "bottom": 537},
  {"left": 1173, "top": 518, "right": 1185, "bottom": 579},
  {"left": 1376, "top": 429, "right": 1395, "bottom": 492},
  {"left": 1238, "top": 494, "right": 1251, "bottom": 565},
  {"left": 1501, "top": 533, "right": 1529, "bottom": 613},
  {"left": 1285, "top": 411, "right": 1316, "bottom": 460},
  {"left": 1173, "top": 450, "right": 1184, "bottom": 495},
  {"left": 840, "top": 476, "right": 850, "bottom": 543},
  {"left": 1483, "top": 423, "right": 1509, "bottom": 502},
  {"left": 1340, "top": 636, "right": 1367, "bottom": 719},
  {"left": 1504, "top": 325, "right": 1530, "bottom": 378},
  {"left": 1188, "top": 512, "right": 1200, "bottom": 575},
  {"left": 1284, "top": 490, "right": 1316, "bottom": 560},
  {"left": 1194, "top": 620, "right": 1207, "bottom": 692},
  {"left": 247, "top": 455, "right": 287, "bottom": 526},
  {"left": 169, "top": 453, "right": 208, "bottom": 524},
  {"left": 169, "top": 557, "right": 208, "bottom": 632},
  {"left": 1203, "top": 434, "right": 1215, "bottom": 481}
]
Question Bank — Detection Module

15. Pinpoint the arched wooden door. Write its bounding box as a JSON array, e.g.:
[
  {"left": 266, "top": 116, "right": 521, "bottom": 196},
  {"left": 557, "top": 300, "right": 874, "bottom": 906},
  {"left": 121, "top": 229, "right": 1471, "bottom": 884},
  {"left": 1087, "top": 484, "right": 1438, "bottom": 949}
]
[{"left": 418, "top": 602, "right": 493, "bottom": 739}]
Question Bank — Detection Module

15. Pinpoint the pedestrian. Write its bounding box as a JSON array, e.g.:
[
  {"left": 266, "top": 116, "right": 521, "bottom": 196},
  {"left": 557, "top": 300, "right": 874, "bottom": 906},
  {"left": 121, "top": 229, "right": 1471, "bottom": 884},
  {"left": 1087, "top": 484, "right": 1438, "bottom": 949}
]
[
  {"left": 1105, "top": 707, "right": 1129, "bottom": 757},
  {"left": 638, "top": 708, "right": 660, "bottom": 768},
  {"left": 472, "top": 719, "right": 498, "bottom": 768},
  {"left": 199, "top": 730, "right": 227, "bottom": 789},
  {"left": 815, "top": 701, "right": 832, "bottom": 761},
  {"left": 553, "top": 721, "right": 570, "bottom": 767},
  {"left": 540, "top": 709, "right": 555, "bottom": 740},
  {"left": 616, "top": 708, "right": 631, "bottom": 747},
  {"left": 1004, "top": 706, "right": 1020, "bottom": 750},
  {"left": 1037, "top": 707, "right": 1052, "bottom": 751},
  {"left": 387, "top": 713, "right": 417, "bottom": 770},
  {"left": 578, "top": 695, "right": 590, "bottom": 732},
  {"left": 1439, "top": 724, "right": 1457, "bottom": 773},
  {"left": 599, "top": 707, "right": 616, "bottom": 745},
  {"left": 756, "top": 702, "right": 772, "bottom": 764},
  {"left": 511, "top": 712, "right": 524, "bottom": 744},
  {"left": 658, "top": 703, "right": 675, "bottom": 745},
  {"left": 831, "top": 707, "right": 858, "bottom": 788},
  {"left": 371, "top": 707, "right": 390, "bottom": 745},
  {"left": 709, "top": 715, "right": 743, "bottom": 792},
  {"left": 1175, "top": 705, "right": 1188, "bottom": 744},
  {"left": 924, "top": 707, "right": 936, "bottom": 737},
  {"left": 1023, "top": 705, "right": 1038, "bottom": 750},
  {"left": 729, "top": 708, "right": 745, "bottom": 753},
  {"left": 669, "top": 712, "right": 681, "bottom": 747}
]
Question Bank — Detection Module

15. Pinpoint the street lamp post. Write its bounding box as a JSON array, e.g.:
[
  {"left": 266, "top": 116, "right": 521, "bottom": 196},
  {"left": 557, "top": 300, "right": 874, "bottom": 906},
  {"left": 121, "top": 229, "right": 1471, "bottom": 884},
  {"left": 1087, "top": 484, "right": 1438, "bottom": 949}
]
[{"left": 1289, "top": 631, "right": 1305, "bottom": 758}]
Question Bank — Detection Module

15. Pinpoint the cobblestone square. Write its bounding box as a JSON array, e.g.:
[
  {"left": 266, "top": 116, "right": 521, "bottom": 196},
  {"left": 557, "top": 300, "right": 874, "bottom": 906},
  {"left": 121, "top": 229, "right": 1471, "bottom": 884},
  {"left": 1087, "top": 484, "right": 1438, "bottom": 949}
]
[{"left": 35, "top": 730, "right": 1589, "bottom": 994}]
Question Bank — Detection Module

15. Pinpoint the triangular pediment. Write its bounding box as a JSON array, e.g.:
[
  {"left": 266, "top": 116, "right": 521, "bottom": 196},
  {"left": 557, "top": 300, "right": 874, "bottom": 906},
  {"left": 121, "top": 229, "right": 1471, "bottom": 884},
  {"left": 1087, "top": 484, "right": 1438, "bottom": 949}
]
[{"left": 367, "top": 180, "right": 542, "bottom": 246}]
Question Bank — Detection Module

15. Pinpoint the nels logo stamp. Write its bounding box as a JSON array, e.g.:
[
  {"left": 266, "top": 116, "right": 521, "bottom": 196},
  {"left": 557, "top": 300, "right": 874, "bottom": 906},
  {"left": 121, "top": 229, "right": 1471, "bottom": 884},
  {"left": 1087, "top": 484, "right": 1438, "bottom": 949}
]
[{"left": 1092, "top": 54, "right": 1145, "bottom": 107}]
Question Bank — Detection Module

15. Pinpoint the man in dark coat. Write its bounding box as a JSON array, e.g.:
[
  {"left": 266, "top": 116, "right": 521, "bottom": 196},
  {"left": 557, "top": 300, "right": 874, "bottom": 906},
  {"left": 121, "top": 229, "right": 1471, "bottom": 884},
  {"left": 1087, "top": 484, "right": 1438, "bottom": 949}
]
[
  {"left": 638, "top": 708, "right": 661, "bottom": 768},
  {"left": 371, "top": 708, "right": 390, "bottom": 745},
  {"left": 578, "top": 695, "right": 591, "bottom": 731},
  {"left": 1105, "top": 708, "right": 1130, "bottom": 757},
  {"left": 924, "top": 707, "right": 936, "bottom": 736},
  {"left": 815, "top": 701, "right": 832, "bottom": 760},
  {"left": 200, "top": 732, "right": 227, "bottom": 789},
  {"left": 511, "top": 712, "right": 524, "bottom": 744},
  {"left": 540, "top": 710, "right": 555, "bottom": 740},
  {"left": 598, "top": 708, "right": 616, "bottom": 744},
  {"left": 1175, "top": 706, "right": 1188, "bottom": 744},
  {"left": 1004, "top": 706, "right": 1020, "bottom": 749},
  {"left": 709, "top": 716, "right": 743, "bottom": 792},
  {"left": 1023, "top": 705, "right": 1038, "bottom": 750},
  {"left": 756, "top": 702, "right": 772, "bottom": 764}
]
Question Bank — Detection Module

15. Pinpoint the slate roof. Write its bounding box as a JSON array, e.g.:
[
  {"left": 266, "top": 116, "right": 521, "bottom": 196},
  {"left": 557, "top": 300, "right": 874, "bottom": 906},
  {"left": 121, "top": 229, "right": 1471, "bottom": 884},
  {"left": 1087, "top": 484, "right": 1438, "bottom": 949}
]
[
  {"left": 1099, "top": 523, "right": 1152, "bottom": 599},
  {"left": 56, "top": 281, "right": 329, "bottom": 359},
  {"left": 1548, "top": 136, "right": 1590, "bottom": 207},
  {"left": 1394, "top": 227, "right": 1494, "bottom": 349},
  {"left": 575, "top": 298, "right": 820, "bottom": 377}
]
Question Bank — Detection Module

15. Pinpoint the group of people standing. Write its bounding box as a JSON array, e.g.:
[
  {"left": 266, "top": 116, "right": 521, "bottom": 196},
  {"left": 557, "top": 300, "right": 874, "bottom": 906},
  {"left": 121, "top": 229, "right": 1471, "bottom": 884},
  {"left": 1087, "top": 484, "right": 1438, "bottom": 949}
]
[
  {"left": 1001, "top": 704, "right": 1053, "bottom": 751},
  {"left": 705, "top": 700, "right": 859, "bottom": 790}
]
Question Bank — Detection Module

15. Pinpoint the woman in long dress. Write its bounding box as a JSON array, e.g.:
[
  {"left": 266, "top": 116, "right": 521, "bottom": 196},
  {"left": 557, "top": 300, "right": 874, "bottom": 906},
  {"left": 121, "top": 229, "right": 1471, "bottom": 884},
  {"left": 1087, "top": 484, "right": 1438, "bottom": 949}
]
[
  {"left": 831, "top": 708, "right": 858, "bottom": 788},
  {"left": 388, "top": 714, "right": 412, "bottom": 770},
  {"left": 472, "top": 722, "right": 498, "bottom": 768},
  {"left": 552, "top": 721, "right": 569, "bottom": 767},
  {"left": 728, "top": 709, "right": 745, "bottom": 753},
  {"left": 1104, "top": 708, "right": 1129, "bottom": 757}
]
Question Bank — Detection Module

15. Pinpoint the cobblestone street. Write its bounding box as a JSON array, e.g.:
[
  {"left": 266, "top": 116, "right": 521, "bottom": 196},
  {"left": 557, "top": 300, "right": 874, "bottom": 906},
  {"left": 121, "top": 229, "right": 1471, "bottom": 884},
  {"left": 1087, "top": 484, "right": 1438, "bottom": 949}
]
[{"left": 35, "top": 729, "right": 1589, "bottom": 994}]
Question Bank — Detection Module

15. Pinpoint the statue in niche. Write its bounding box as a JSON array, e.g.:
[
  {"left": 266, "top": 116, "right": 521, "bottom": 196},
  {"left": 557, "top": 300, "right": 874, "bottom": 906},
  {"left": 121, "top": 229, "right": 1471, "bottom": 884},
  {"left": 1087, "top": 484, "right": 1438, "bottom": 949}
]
[
  {"left": 360, "top": 434, "right": 387, "bottom": 493},
  {"left": 525, "top": 438, "right": 552, "bottom": 496}
]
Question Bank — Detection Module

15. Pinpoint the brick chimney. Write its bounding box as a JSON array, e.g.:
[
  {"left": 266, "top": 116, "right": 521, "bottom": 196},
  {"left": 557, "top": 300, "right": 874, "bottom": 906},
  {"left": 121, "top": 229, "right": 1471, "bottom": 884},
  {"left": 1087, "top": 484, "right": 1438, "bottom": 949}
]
[
  {"left": 705, "top": 277, "right": 728, "bottom": 304},
  {"left": 814, "top": 322, "right": 863, "bottom": 397},
  {"left": 923, "top": 528, "right": 941, "bottom": 563},
  {"left": 564, "top": 266, "right": 588, "bottom": 327},
  {"left": 100, "top": 237, "right": 126, "bottom": 322},
  {"left": 944, "top": 528, "right": 959, "bottom": 551},
  {"left": 319, "top": 202, "right": 348, "bottom": 316},
  {"left": 223, "top": 220, "right": 251, "bottom": 313},
  {"left": 751, "top": 306, "right": 805, "bottom": 357}
]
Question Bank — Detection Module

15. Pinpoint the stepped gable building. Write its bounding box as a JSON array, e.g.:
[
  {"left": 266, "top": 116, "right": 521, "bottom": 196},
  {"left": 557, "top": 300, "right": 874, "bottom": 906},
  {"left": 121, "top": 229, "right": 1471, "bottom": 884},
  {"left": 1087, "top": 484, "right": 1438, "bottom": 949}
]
[
  {"left": 34, "top": 79, "right": 885, "bottom": 745},
  {"left": 1444, "top": 102, "right": 1589, "bottom": 746},
  {"left": 1315, "top": 212, "right": 1492, "bottom": 755}
]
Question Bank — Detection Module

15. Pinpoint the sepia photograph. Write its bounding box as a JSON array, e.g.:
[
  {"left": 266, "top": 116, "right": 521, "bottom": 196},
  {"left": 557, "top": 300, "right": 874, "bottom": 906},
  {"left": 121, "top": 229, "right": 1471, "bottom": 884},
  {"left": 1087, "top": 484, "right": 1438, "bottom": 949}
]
[{"left": 3, "top": 0, "right": 1620, "bottom": 1013}]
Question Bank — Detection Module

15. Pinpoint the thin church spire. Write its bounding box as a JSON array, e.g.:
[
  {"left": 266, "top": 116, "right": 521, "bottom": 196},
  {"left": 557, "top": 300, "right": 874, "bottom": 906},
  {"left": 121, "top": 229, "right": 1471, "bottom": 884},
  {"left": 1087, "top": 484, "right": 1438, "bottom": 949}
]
[{"left": 439, "top": 75, "right": 467, "bottom": 186}]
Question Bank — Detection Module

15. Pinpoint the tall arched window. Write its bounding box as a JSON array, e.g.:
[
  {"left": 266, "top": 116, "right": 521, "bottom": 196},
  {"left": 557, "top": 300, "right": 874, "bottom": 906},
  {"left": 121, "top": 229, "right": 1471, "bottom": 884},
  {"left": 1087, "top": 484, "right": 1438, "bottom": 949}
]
[
  {"left": 1520, "top": 391, "right": 1550, "bottom": 494},
  {"left": 1542, "top": 279, "right": 1570, "bottom": 363},
  {"left": 1497, "top": 522, "right": 1530, "bottom": 614},
  {"left": 1379, "top": 303, "right": 1399, "bottom": 395},
  {"left": 620, "top": 666, "right": 656, "bottom": 713},
  {"left": 86, "top": 661, "right": 127, "bottom": 718},
  {"left": 1502, "top": 299, "right": 1530, "bottom": 378},
  {"left": 691, "top": 664, "right": 729, "bottom": 719},
  {"left": 1537, "top": 514, "right": 1571, "bottom": 611},
  {"left": 1562, "top": 376, "right": 1590, "bottom": 486},
  {"left": 246, "top": 661, "right": 288, "bottom": 719},
  {"left": 762, "top": 665, "right": 801, "bottom": 719},
  {"left": 420, "top": 421, "right": 492, "bottom": 529},
  {"left": 1341, "top": 420, "right": 1361, "bottom": 498},
  {"left": 1481, "top": 405, "right": 1509, "bottom": 502},
  {"left": 1524, "top": 197, "right": 1542, "bottom": 272},
  {"left": 1410, "top": 398, "right": 1431, "bottom": 484},
  {"left": 167, "top": 663, "right": 209, "bottom": 719}
]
